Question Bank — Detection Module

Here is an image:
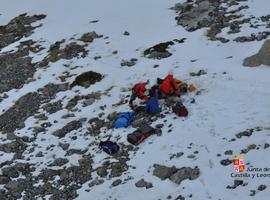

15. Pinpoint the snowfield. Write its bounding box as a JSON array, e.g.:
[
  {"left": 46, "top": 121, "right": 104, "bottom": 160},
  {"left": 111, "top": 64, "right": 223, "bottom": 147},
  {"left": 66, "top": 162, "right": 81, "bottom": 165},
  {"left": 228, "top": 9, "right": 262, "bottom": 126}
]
[{"left": 0, "top": 0, "right": 270, "bottom": 200}]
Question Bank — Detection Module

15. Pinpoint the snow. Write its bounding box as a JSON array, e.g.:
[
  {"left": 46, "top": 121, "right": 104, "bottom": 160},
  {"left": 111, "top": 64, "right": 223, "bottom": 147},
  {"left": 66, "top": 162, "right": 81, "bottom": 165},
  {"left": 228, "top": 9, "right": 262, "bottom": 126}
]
[{"left": 0, "top": 0, "right": 270, "bottom": 199}]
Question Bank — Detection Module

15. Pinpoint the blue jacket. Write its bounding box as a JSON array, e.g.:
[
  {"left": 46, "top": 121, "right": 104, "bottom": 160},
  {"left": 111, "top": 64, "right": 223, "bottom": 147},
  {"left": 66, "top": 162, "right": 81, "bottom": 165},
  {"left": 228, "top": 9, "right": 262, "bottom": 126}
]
[{"left": 145, "top": 93, "right": 160, "bottom": 113}]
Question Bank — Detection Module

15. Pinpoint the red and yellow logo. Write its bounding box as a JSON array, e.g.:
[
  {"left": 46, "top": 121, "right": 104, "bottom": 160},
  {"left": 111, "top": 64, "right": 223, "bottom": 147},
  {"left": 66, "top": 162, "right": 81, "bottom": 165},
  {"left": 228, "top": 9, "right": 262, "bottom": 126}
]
[{"left": 234, "top": 154, "right": 245, "bottom": 173}]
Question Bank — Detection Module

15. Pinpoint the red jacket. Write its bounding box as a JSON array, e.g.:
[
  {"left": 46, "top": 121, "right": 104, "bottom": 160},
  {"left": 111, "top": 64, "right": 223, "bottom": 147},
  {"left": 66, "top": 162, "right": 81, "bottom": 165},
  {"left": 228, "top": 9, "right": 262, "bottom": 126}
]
[
  {"left": 133, "top": 82, "right": 149, "bottom": 100},
  {"left": 160, "top": 74, "right": 179, "bottom": 95}
]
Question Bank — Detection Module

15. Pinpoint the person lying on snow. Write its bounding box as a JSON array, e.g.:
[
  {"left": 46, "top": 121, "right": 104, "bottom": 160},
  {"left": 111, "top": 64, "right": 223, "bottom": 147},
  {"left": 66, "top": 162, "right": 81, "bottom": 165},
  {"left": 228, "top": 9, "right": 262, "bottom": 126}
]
[
  {"left": 158, "top": 73, "right": 179, "bottom": 97},
  {"left": 129, "top": 80, "right": 161, "bottom": 109},
  {"left": 129, "top": 80, "right": 150, "bottom": 108}
]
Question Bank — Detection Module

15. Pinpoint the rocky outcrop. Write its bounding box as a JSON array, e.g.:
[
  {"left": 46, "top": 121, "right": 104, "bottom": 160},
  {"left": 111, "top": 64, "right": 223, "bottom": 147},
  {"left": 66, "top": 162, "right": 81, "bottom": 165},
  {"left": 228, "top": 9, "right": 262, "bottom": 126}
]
[
  {"left": 153, "top": 164, "right": 200, "bottom": 185},
  {"left": 172, "top": 0, "right": 270, "bottom": 42},
  {"left": 144, "top": 41, "right": 174, "bottom": 59},
  {"left": 0, "top": 92, "right": 42, "bottom": 133},
  {"left": 70, "top": 71, "right": 103, "bottom": 88},
  {"left": 52, "top": 119, "right": 85, "bottom": 138},
  {"left": 0, "top": 13, "right": 46, "bottom": 48},
  {"left": 243, "top": 39, "right": 270, "bottom": 67},
  {"left": 0, "top": 47, "right": 36, "bottom": 93}
]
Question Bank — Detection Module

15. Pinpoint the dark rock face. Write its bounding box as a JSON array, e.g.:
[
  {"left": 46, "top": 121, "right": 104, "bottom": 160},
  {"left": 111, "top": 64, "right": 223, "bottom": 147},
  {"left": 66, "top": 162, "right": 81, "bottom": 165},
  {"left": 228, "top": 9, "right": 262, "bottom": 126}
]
[
  {"left": 0, "top": 47, "right": 35, "bottom": 93},
  {"left": 153, "top": 164, "right": 200, "bottom": 185},
  {"left": 172, "top": 0, "right": 269, "bottom": 42},
  {"left": 0, "top": 139, "right": 27, "bottom": 154},
  {"left": 235, "top": 129, "right": 254, "bottom": 138},
  {"left": 135, "top": 179, "right": 153, "bottom": 189},
  {"left": 38, "top": 83, "right": 69, "bottom": 99},
  {"left": 52, "top": 119, "right": 85, "bottom": 138},
  {"left": 79, "top": 31, "right": 100, "bottom": 43},
  {"left": 49, "top": 158, "right": 69, "bottom": 167},
  {"left": 66, "top": 92, "right": 102, "bottom": 110},
  {"left": 0, "top": 83, "right": 68, "bottom": 135},
  {"left": 120, "top": 58, "right": 138, "bottom": 67},
  {"left": 42, "top": 100, "right": 63, "bottom": 114},
  {"left": 144, "top": 41, "right": 174, "bottom": 59},
  {"left": 0, "top": 13, "right": 46, "bottom": 48},
  {"left": 0, "top": 92, "right": 42, "bottom": 133},
  {"left": 220, "top": 159, "right": 233, "bottom": 166},
  {"left": 42, "top": 41, "right": 88, "bottom": 65},
  {"left": 111, "top": 179, "right": 122, "bottom": 187},
  {"left": 243, "top": 39, "right": 270, "bottom": 67},
  {"left": 169, "top": 167, "right": 200, "bottom": 184},
  {"left": 70, "top": 71, "right": 103, "bottom": 88},
  {"left": 153, "top": 164, "right": 177, "bottom": 180}
]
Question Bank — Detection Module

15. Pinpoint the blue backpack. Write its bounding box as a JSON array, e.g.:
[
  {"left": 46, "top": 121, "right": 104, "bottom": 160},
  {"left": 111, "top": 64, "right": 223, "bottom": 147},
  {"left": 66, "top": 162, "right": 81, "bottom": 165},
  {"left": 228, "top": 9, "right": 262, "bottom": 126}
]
[
  {"left": 99, "top": 141, "right": 119, "bottom": 155},
  {"left": 115, "top": 112, "right": 135, "bottom": 128},
  {"left": 145, "top": 94, "right": 160, "bottom": 113}
]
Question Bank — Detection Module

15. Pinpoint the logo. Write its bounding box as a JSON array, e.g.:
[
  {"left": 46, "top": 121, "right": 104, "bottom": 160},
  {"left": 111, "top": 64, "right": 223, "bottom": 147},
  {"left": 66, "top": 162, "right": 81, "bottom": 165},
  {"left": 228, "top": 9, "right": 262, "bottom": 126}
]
[{"left": 234, "top": 154, "right": 245, "bottom": 173}]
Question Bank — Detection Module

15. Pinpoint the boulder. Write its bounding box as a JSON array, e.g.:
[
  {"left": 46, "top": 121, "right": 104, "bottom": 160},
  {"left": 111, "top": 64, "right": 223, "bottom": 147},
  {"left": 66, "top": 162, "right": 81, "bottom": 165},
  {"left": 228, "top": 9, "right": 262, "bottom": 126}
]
[
  {"left": 153, "top": 164, "right": 177, "bottom": 180},
  {"left": 169, "top": 167, "right": 200, "bottom": 184}
]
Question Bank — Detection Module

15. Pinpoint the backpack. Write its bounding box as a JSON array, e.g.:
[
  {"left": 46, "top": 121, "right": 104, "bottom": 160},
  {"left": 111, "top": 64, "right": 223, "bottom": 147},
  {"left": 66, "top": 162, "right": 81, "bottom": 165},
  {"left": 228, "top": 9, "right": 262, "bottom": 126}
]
[
  {"left": 127, "top": 125, "right": 155, "bottom": 145},
  {"left": 145, "top": 94, "right": 160, "bottom": 114},
  {"left": 99, "top": 141, "right": 119, "bottom": 155},
  {"left": 172, "top": 102, "right": 188, "bottom": 117},
  {"left": 115, "top": 112, "right": 135, "bottom": 128}
]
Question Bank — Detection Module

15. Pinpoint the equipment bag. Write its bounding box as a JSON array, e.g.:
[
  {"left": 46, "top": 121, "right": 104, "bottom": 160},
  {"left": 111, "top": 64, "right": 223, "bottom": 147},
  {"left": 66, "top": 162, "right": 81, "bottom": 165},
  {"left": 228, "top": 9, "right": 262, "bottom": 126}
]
[
  {"left": 99, "top": 141, "right": 120, "bottom": 155},
  {"left": 172, "top": 102, "right": 189, "bottom": 117}
]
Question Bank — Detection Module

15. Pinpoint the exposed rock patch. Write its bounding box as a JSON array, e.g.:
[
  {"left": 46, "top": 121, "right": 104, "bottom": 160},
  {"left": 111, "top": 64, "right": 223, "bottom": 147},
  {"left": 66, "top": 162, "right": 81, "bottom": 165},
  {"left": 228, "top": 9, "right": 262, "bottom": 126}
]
[
  {"left": 42, "top": 41, "right": 88, "bottom": 65},
  {"left": 52, "top": 118, "right": 85, "bottom": 138},
  {"left": 120, "top": 58, "right": 138, "bottom": 67},
  {"left": 79, "top": 31, "right": 101, "bottom": 43},
  {"left": 172, "top": 0, "right": 270, "bottom": 42},
  {"left": 243, "top": 39, "right": 270, "bottom": 67},
  {"left": 0, "top": 47, "right": 36, "bottom": 93},
  {"left": 144, "top": 41, "right": 174, "bottom": 59},
  {"left": 135, "top": 179, "right": 153, "bottom": 189},
  {"left": 153, "top": 164, "right": 200, "bottom": 185},
  {"left": 0, "top": 13, "right": 46, "bottom": 48},
  {"left": 70, "top": 71, "right": 103, "bottom": 88}
]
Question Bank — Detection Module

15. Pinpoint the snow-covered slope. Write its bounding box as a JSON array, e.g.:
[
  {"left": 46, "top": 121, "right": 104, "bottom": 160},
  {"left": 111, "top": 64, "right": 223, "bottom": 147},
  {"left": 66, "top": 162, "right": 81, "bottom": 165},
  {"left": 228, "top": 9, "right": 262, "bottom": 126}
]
[{"left": 0, "top": 0, "right": 270, "bottom": 199}]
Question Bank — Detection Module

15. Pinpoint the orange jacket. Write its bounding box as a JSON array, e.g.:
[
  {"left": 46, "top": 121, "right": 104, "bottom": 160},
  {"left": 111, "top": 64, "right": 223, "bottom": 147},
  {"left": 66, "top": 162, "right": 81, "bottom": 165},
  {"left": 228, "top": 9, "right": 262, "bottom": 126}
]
[{"left": 160, "top": 74, "right": 179, "bottom": 95}]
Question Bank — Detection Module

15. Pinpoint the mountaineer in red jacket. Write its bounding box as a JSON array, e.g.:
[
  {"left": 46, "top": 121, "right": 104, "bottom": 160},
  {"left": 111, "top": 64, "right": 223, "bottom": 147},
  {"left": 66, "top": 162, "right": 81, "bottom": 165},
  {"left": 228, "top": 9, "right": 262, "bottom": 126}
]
[
  {"left": 159, "top": 73, "right": 180, "bottom": 97},
  {"left": 129, "top": 80, "right": 150, "bottom": 108}
]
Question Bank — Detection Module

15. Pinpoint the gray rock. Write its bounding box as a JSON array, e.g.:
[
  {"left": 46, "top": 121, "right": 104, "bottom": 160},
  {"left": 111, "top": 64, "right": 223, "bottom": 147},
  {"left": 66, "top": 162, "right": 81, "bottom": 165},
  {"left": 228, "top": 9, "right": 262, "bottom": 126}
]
[
  {"left": 110, "top": 162, "right": 129, "bottom": 178},
  {"left": 59, "top": 142, "right": 70, "bottom": 150},
  {"left": 0, "top": 92, "right": 42, "bottom": 133},
  {"left": 97, "top": 166, "right": 108, "bottom": 178},
  {"left": 0, "top": 176, "right": 10, "bottom": 184},
  {"left": 35, "top": 151, "right": 43, "bottom": 157},
  {"left": 50, "top": 158, "right": 69, "bottom": 166},
  {"left": 1, "top": 167, "right": 19, "bottom": 178},
  {"left": 70, "top": 71, "right": 103, "bottom": 88},
  {"left": 220, "top": 159, "right": 233, "bottom": 166},
  {"left": 169, "top": 167, "right": 200, "bottom": 184},
  {"left": 61, "top": 113, "right": 75, "bottom": 119},
  {"left": 135, "top": 179, "right": 153, "bottom": 189},
  {"left": 153, "top": 164, "right": 177, "bottom": 180},
  {"left": 88, "top": 178, "right": 104, "bottom": 187},
  {"left": 52, "top": 119, "right": 84, "bottom": 138},
  {"left": 112, "top": 179, "right": 122, "bottom": 187},
  {"left": 42, "top": 100, "right": 62, "bottom": 114},
  {"left": 0, "top": 139, "right": 27, "bottom": 153},
  {"left": 123, "top": 31, "right": 130, "bottom": 36},
  {"left": 120, "top": 58, "right": 137, "bottom": 67},
  {"left": 258, "top": 184, "right": 267, "bottom": 191},
  {"left": 80, "top": 32, "right": 100, "bottom": 43},
  {"left": 243, "top": 39, "right": 270, "bottom": 67},
  {"left": 0, "top": 14, "right": 46, "bottom": 49},
  {"left": 144, "top": 41, "right": 174, "bottom": 59},
  {"left": 82, "top": 98, "right": 95, "bottom": 107}
]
